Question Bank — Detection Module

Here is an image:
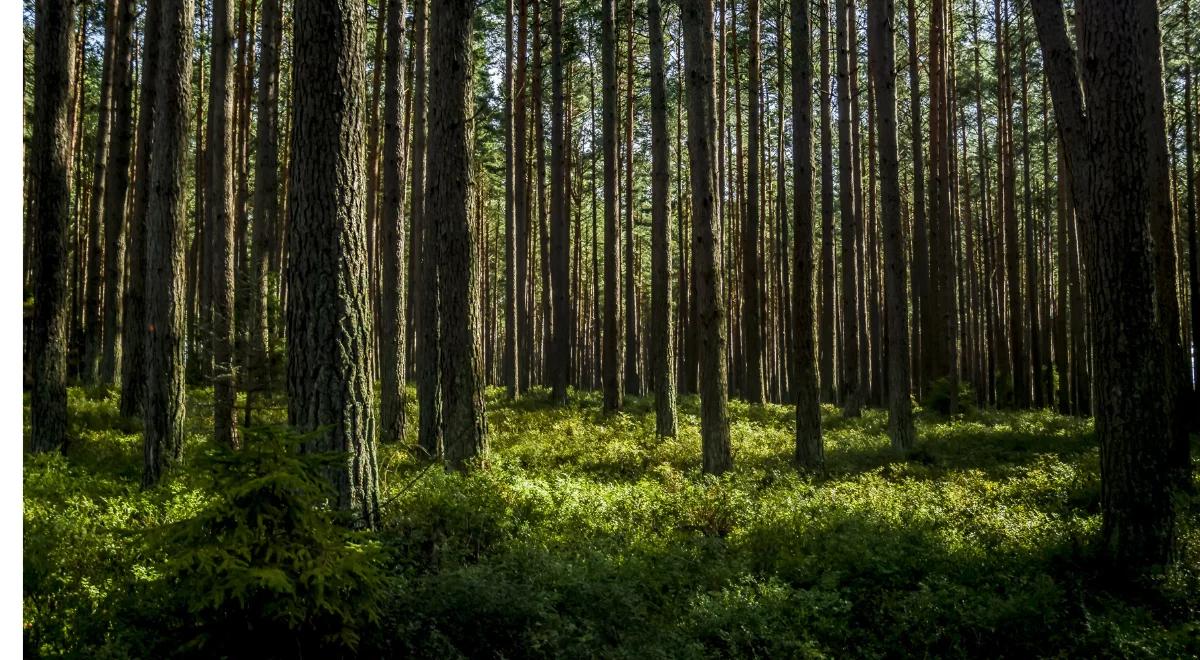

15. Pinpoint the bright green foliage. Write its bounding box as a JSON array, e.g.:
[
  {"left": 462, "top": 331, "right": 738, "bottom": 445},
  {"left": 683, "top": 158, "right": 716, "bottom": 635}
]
[{"left": 24, "top": 387, "right": 1200, "bottom": 657}]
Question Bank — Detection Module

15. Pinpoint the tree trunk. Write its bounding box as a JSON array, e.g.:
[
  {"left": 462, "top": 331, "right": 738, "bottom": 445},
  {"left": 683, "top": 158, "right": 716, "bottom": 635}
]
[
  {"left": 288, "top": 0, "right": 380, "bottom": 527},
  {"left": 835, "top": 0, "right": 861, "bottom": 416},
  {"left": 742, "top": 0, "right": 764, "bottom": 404},
  {"left": 380, "top": 0, "right": 409, "bottom": 443},
  {"left": 648, "top": 0, "right": 677, "bottom": 435},
  {"left": 100, "top": 0, "right": 135, "bottom": 385},
  {"left": 120, "top": 0, "right": 163, "bottom": 418},
  {"left": 208, "top": 0, "right": 238, "bottom": 449},
  {"left": 1031, "top": 0, "right": 1178, "bottom": 571},
  {"left": 818, "top": 0, "right": 835, "bottom": 402},
  {"left": 602, "top": 0, "right": 623, "bottom": 411},
  {"left": 29, "top": 0, "right": 77, "bottom": 454},
  {"left": 411, "top": 0, "right": 442, "bottom": 457},
  {"left": 682, "top": 0, "right": 733, "bottom": 474},
  {"left": 550, "top": 0, "right": 570, "bottom": 404},
  {"left": 869, "top": 0, "right": 915, "bottom": 449},
  {"left": 792, "top": 0, "right": 823, "bottom": 467},
  {"left": 143, "top": 0, "right": 194, "bottom": 485},
  {"left": 428, "top": 0, "right": 486, "bottom": 469},
  {"left": 247, "top": 0, "right": 282, "bottom": 425}
]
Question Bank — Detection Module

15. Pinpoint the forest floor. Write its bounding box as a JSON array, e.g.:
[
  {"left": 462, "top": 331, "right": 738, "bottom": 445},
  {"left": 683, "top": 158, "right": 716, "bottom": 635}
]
[{"left": 23, "top": 386, "right": 1200, "bottom": 657}]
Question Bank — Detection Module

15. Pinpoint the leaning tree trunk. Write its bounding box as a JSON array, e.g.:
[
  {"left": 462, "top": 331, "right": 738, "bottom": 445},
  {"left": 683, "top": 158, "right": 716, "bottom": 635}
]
[
  {"left": 143, "top": 0, "right": 195, "bottom": 486},
  {"left": 869, "top": 0, "right": 915, "bottom": 450},
  {"left": 379, "top": 0, "right": 409, "bottom": 443},
  {"left": 792, "top": 0, "right": 824, "bottom": 468},
  {"left": 288, "top": 0, "right": 380, "bottom": 528},
  {"left": 648, "top": 0, "right": 677, "bottom": 436},
  {"left": 29, "top": 0, "right": 77, "bottom": 454},
  {"left": 428, "top": 0, "right": 487, "bottom": 469},
  {"left": 682, "top": 0, "right": 733, "bottom": 475}
]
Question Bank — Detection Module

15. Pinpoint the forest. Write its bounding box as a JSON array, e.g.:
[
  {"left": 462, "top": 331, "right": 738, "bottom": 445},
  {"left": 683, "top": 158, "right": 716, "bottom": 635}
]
[{"left": 20, "top": 0, "right": 1200, "bottom": 654}]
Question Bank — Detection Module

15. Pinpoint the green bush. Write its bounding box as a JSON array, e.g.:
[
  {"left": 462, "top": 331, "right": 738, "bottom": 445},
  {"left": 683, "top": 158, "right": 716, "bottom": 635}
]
[
  {"left": 146, "top": 427, "right": 386, "bottom": 657},
  {"left": 923, "top": 377, "right": 977, "bottom": 416}
]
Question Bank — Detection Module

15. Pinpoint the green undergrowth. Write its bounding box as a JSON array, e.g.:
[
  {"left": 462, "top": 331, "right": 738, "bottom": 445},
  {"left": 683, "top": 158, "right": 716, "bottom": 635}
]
[{"left": 24, "top": 387, "right": 1200, "bottom": 657}]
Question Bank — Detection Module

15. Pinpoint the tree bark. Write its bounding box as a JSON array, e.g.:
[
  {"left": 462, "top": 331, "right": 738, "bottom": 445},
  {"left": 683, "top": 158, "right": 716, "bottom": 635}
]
[
  {"left": 792, "top": 0, "right": 823, "bottom": 467},
  {"left": 428, "top": 0, "right": 487, "bottom": 469},
  {"left": 380, "top": 0, "right": 409, "bottom": 443},
  {"left": 551, "top": 0, "right": 570, "bottom": 404},
  {"left": 869, "top": 0, "right": 915, "bottom": 449},
  {"left": 835, "top": 0, "right": 861, "bottom": 416},
  {"left": 649, "top": 0, "right": 677, "bottom": 435},
  {"left": 143, "top": 0, "right": 195, "bottom": 485},
  {"left": 682, "top": 0, "right": 733, "bottom": 474},
  {"left": 602, "top": 0, "right": 623, "bottom": 411},
  {"left": 29, "top": 0, "right": 77, "bottom": 454},
  {"left": 209, "top": 0, "right": 239, "bottom": 449},
  {"left": 288, "top": 0, "right": 381, "bottom": 527}
]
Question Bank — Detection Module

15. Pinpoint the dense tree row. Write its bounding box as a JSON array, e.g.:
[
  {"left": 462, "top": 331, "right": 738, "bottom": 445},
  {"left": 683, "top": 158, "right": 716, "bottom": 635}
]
[{"left": 24, "top": 0, "right": 1197, "bottom": 569}]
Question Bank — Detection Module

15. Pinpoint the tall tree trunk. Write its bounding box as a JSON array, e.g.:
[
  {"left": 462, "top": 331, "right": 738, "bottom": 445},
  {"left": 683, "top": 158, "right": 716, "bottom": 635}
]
[
  {"left": 649, "top": 0, "right": 678, "bottom": 435},
  {"left": 82, "top": 0, "right": 119, "bottom": 385},
  {"left": 515, "top": 0, "right": 531, "bottom": 394},
  {"left": 906, "top": 0, "right": 927, "bottom": 397},
  {"left": 143, "top": 0, "right": 194, "bottom": 485},
  {"left": 428, "top": 0, "right": 486, "bottom": 469},
  {"left": 792, "top": 0, "right": 823, "bottom": 467},
  {"left": 818, "top": 0, "right": 835, "bottom": 402},
  {"left": 602, "top": 0, "right": 623, "bottom": 411},
  {"left": 380, "top": 0, "right": 409, "bottom": 442},
  {"left": 504, "top": 0, "right": 518, "bottom": 399},
  {"left": 412, "top": 0, "right": 442, "bottom": 457},
  {"left": 836, "top": 0, "right": 861, "bottom": 416},
  {"left": 288, "top": 0, "right": 380, "bottom": 526},
  {"left": 682, "top": 0, "right": 733, "bottom": 474},
  {"left": 29, "top": 0, "right": 77, "bottom": 454},
  {"left": 120, "top": 0, "right": 163, "bottom": 418},
  {"left": 1031, "top": 0, "right": 1178, "bottom": 571},
  {"left": 551, "top": 0, "right": 570, "bottom": 403},
  {"left": 209, "top": 0, "right": 239, "bottom": 449},
  {"left": 100, "top": 0, "right": 135, "bottom": 385},
  {"left": 622, "top": 0, "right": 640, "bottom": 396},
  {"left": 742, "top": 0, "right": 764, "bottom": 403},
  {"left": 869, "top": 0, "right": 915, "bottom": 449},
  {"left": 247, "top": 0, "right": 281, "bottom": 424}
]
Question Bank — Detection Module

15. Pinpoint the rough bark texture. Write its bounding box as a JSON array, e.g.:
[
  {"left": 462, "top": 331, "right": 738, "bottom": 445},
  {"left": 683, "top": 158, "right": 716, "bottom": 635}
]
[
  {"left": 869, "top": 0, "right": 915, "bottom": 450},
  {"left": 818, "top": 0, "right": 835, "bottom": 402},
  {"left": 682, "top": 0, "right": 733, "bottom": 474},
  {"left": 742, "top": 0, "right": 764, "bottom": 404},
  {"left": 648, "top": 0, "right": 678, "bottom": 436},
  {"left": 81, "top": 0, "right": 118, "bottom": 385},
  {"left": 380, "top": 0, "right": 409, "bottom": 443},
  {"left": 906, "top": 0, "right": 927, "bottom": 396},
  {"left": 504, "top": 0, "right": 517, "bottom": 400},
  {"left": 100, "top": 0, "right": 135, "bottom": 385},
  {"left": 121, "top": 0, "right": 163, "bottom": 418},
  {"left": 209, "top": 0, "right": 238, "bottom": 449},
  {"left": 29, "top": 0, "right": 77, "bottom": 454},
  {"left": 143, "top": 0, "right": 194, "bottom": 486},
  {"left": 1031, "top": 0, "right": 1178, "bottom": 570},
  {"left": 835, "top": 0, "right": 861, "bottom": 416},
  {"left": 550, "top": 0, "right": 570, "bottom": 404},
  {"left": 288, "top": 0, "right": 380, "bottom": 527},
  {"left": 428, "top": 0, "right": 487, "bottom": 469},
  {"left": 792, "top": 0, "right": 823, "bottom": 468},
  {"left": 411, "top": 0, "right": 442, "bottom": 457},
  {"left": 248, "top": 0, "right": 282, "bottom": 423},
  {"left": 602, "top": 0, "right": 623, "bottom": 411}
]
